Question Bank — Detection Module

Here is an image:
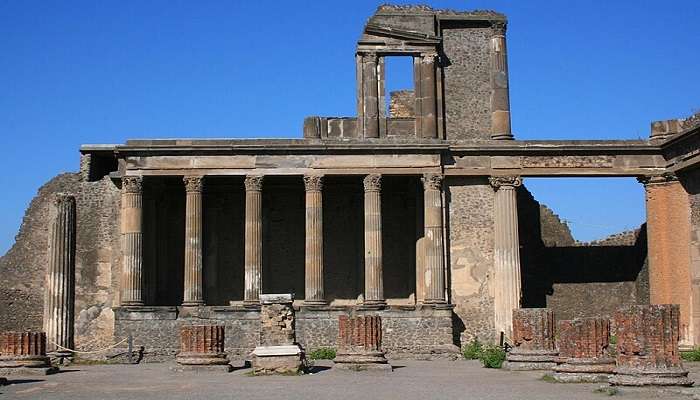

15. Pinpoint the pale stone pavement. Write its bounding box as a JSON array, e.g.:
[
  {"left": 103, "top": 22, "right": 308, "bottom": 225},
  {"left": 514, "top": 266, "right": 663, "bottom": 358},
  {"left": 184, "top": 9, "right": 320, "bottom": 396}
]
[{"left": 1, "top": 360, "right": 698, "bottom": 400}]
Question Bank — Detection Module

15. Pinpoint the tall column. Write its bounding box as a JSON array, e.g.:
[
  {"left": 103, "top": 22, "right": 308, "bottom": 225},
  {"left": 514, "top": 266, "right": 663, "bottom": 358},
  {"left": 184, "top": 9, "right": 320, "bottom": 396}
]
[
  {"left": 183, "top": 175, "right": 204, "bottom": 306},
  {"left": 359, "top": 52, "right": 379, "bottom": 138},
  {"left": 44, "top": 194, "right": 76, "bottom": 357},
  {"left": 303, "top": 175, "right": 325, "bottom": 305},
  {"left": 363, "top": 174, "right": 385, "bottom": 306},
  {"left": 489, "top": 176, "right": 522, "bottom": 339},
  {"left": 422, "top": 174, "right": 446, "bottom": 303},
  {"left": 120, "top": 176, "right": 144, "bottom": 306},
  {"left": 244, "top": 175, "right": 264, "bottom": 305},
  {"left": 489, "top": 20, "right": 513, "bottom": 140},
  {"left": 417, "top": 51, "right": 438, "bottom": 139}
]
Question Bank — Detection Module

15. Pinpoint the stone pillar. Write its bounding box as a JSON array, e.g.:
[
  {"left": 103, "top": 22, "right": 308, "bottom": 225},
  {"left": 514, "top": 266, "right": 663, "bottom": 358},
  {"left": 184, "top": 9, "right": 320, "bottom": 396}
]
[
  {"left": 244, "top": 175, "right": 264, "bottom": 305},
  {"left": 422, "top": 174, "right": 445, "bottom": 304},
  {"left": 120, "top": 176, "right": 144, "bottom": 306},
  {"left": 553, "top": 318, "right": 615, "bottom": 383},
  {"left": 416, "top": 51, "right": 438, "bottom": 139},
  {"left": 505, "top": 308, "right": 558, "bottom": 371},
  {"left": 183, "top": 176, "right": 205, "bottom": 306},
  {"left": 252, "top": 294, "right": 305, "bottom": 374},
  {"left": 175, "top": 325, "right": 231, "bottom": 371},
  {"left": 359, "top": 52, "right": 379, "bottom": 138},
  {"left": 334, "top": 314, "right": 390, "bottom": 371},
  {"left": 0, "top": 332, "right": 57, "bottom": 375},
  {"left": 363, "top": 174, "right": 385, "bottom": 307},
  {"left": 303, "top": 175, "right": 325, "bottom": 306},
  {"left": 610, "top": 304, "right": 692, "bottom": 386},
  {"left": 639, "top": 174, "right": 695, "bottom": 346},
  {"left": 489, "top": 20, "right": 513, "bottom": 140},
  {"left": 43, "top": 194, "right": 76, "bottom": 359},
  {"left": 489, "top": 176, "right": 522, "bottom": 339}
]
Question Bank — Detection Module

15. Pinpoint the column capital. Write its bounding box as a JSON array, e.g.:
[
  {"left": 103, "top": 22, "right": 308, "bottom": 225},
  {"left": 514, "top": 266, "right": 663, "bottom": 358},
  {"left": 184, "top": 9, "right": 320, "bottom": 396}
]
[
  {"left": 489, "top": 176, "right": 521, "bottom": 190},
  {"left": 54, "top": 193, "right": 76, "bottom": 207},
  {"left": 363, "top": 174, "right": 382, "bottom": 192},
  {"left": 637, "top": 173, "right": 678, "bottom": 186},
  {"left": 183, "top": 175, "right": 204, "bottom": 193},
  {"left": 419, "top": 50, "right": 438, "bottom": 62},
  {"left": 422, "top": 173, "right": 444, "bottom": 191},
  {"left": 303, "top": 174, "right": 323, "bottom": 192},
  {"left": 490, "top": 20, "right": 507, "bottom": 36},
  {"left": 244, "top": 175, "right": 264, "bottom": 191},
  {"left": 122, "top": 176, "right": 143, "bottom": 193},
  {"left": 358, "top": 51, "right": 378, "bottom": 62}
]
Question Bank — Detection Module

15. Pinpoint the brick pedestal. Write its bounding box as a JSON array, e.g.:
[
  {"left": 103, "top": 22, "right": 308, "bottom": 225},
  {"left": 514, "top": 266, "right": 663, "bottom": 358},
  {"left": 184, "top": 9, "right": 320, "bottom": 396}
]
[
  {"left": 610, "top": 305, "right": 692, "bottom": 386},
  {"left": 251, "top": 294, "right": 305, "bottom": 374},
  {"left": 0, "top": 332, "right": 58, "bottom": 375},
  {"left": 553, "top": 318, "right": 615, "bottom": 383},
  {"left": 334, "top": 315, "right": 391, "bottom": 371},
  {"left": 505, "top": 308, "right": 558, "bottom": 371},
  {"left": 174, "top": 325, "right": 231, "bottom": 372}
]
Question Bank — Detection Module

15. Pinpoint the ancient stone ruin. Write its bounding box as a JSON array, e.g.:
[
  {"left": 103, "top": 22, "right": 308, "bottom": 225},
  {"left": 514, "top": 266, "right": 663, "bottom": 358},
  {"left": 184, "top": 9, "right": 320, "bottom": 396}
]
[
  {"left": 505, "top": 308, "right": 558, "bottom": 371},
  {"left": 0, "top": 331, "right": 58, "bottom": 375},
  {"left": 610, "top": 305, "right": 693, "bottom": 386},
  {"left": 251, "top": 294, "right": 305, "bottom": 374},
  {"left": 552, "top": 318, "right": 615, "bottom": 383},
  {"left": 174, "top": 325, "right": 231, "bottom": 372},
  {"left": 334, "top": 314, "right": 391, "bottom": 371}
]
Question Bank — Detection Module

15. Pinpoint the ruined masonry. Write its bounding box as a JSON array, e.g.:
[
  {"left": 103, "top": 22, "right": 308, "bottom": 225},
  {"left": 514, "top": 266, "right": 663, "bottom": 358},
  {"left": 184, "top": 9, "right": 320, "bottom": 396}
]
[
  {"left": 251, "top": 294, "right": 305, "bottom": 374},
  {"left": 1, "top": 4, "right": 700, "bottom": 362},
  {"left": 552, "top": 318, "right": 615, "bottom": 383},
  {"left": 175, "top": 325, "right": 231, "bottom": 372},
  {"left": 0, "top": 332, "right": 58, "bottom": 375},
  {"left": 334, "top": 314, "right": 391, "bottom": 371}
]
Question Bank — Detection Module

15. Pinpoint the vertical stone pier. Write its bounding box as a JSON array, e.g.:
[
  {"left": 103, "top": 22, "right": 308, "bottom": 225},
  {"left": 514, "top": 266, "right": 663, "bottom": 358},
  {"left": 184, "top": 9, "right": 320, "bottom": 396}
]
[
  {"left": 303, "top": 175, "right": 326, "bottom": 306},
  {"left": 416, "top": 51, "right": 437, "bottom": 139},
  {"left": 505, "top": 308, "right": 558, "bottom": 370},
  {"left": 244, "top": 175, "right": 264, "bottom": 306},
  {"left": 252, "top": 294, "right": 305, "bottom": 374},
  {"left": 174, "top": 325, "right": 231, "bottom": 372},
  {"left": 183, "top": 176, "right": 204, "bottom": 306},
  {"left": 422, "top": 173, "right": 445, "bottom": 304},
  {"left": 553, "top": 318, "right": 615, "bottom": 383},
  {"left": 489, "top": 176, "right": 522, "bottom": 339},
  {"left": 0, "top": 332, "right": 57, "bottom": 375},
  {"left": 363, "top": 174, "right": 385, "bottom": 307},
  {"left": 358, "top": 52, "right": 379, "bottom": 138},
  {"left": 489, "top": 20, "right": 513, "bottom": 140},
  {"left": 43, "top": 194, "right": 76, "bottom": 359},
  {"left": 334, "top": 314, "right": 391, "bottom": 371},
  {"left": 610, "top": 304, "right": 693, "bottom": 386},
  {"left": 120, "top": 176, "right": 144, "bottom": 306}
]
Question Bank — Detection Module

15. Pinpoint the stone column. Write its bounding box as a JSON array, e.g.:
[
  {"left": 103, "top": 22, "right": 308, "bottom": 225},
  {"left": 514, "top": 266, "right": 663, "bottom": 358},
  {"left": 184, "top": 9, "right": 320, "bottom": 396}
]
[
  {"left": 422, "top": 174, "right": 445, "bottom": 304},
  {"left": 120, "top": 176, "right": 144, "bottom": 306},
  {"left": 489, "top": 20, "right": 513, "bottom": 140},
  {"left": 553, "top": 318, "right": 615, "bottom": 383},
  {"left": 417, "top": 51, "right": 438, "bottom": 139},
  {"left": 303, "top": 175, "right": 325, "bottom": 305},
  {"left": 610, "top": 304, "right": 692, "bottom": 386},
  {"left": 244, "top": 175, "right": 264, "bottom": 305},
  {"left": 363, "top": 174, "right": 385, "bottom": 307},
  {"left": 489, "top": 176, "right": 522, "bottom": 339},
  {"left": 175, "top": 325, "right": 230, "bottom": 371},
  {"left": 183, "top": 175, "right": 204, "bottom": 306},
  {"left": 43, "top": 194, "right": 76, "bottom": 358},
  {"left": 505, "top": 308, "right": 558, "bottom": 371},
  {"left": 0, "top": 331, "right": 56, "bottom": 374},
  {"left": 360, "top": 52, "right": 379, "bottom": 138},
  {"left": 334, "top": 315, "right": 390, "bottom": 371},
  {"left": 639, "top": 174, "right": 695, "bottom": 346}
]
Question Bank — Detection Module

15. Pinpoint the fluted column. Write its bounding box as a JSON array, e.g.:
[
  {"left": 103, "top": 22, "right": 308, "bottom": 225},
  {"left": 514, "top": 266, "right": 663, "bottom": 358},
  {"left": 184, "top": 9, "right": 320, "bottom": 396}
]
[
  {"left": 304, "top": 175, "right": 325, "bottom": 305},
  {"left": 489, "top": 176, "right": 522, "bottom": 339},
  {"left": 244, "top": 175, "right": 264, "bottom": 305},
  {"left": 44, "top": 194, "right": 76, "bottom": 357},
  {"left": 183, "top": 175, "right": 204, "bottom": 306},
  {"left": 489, "top": 21, "right": 513, "bottom": 140},
  {"left": 120, "top": 176, "right": 144, "bottom": 306},
  {"left": 363, "top": 174, "right": 385, "bottom": 306},
  {"left": 422, "top": 174, "right": 446, "bottom": 304}
]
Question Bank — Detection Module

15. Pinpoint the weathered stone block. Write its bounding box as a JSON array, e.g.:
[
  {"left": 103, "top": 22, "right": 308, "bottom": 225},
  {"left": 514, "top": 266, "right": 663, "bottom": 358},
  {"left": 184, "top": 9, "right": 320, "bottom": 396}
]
[
  {"left": 0, "top": 331, "right": 58, "bottom": 375},
  {"left": 552, "top": 318, "right": 614, "bottom": 383},
  {"left": 504, "top": 308, "right": 558, "bottom": 371},
  {"left": 175, "top": 325, "right": 230, "bottom": 371},
  {"left": 334, "top": 315, "right": 390, "bottom": 371},
  {"left": 252, "top": 294, "right": 304, "bottom": 374},
  {"left": 609, "top": 305, "right": 692, "bottom": 386}
]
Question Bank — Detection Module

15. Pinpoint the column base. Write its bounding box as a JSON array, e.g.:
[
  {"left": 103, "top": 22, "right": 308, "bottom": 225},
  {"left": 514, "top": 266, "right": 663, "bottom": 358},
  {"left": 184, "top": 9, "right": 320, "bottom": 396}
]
[
  {"left": 359, "top": 300, "right": 386, "bottom": 310},
  {"left": 490, "top": 133, "right": 514, "bottom": 140},
  {"left": 302, "top": 300, "right": 327, "bottom": 307},
  {"left": 181, "top": 301, "right": 205, "bottom": 307},
  {"left": 121, "top": 300, "right": 145, "bottom": 307},
  {"left": 242, "top": 300, "right": 261, "bottom": 309}
]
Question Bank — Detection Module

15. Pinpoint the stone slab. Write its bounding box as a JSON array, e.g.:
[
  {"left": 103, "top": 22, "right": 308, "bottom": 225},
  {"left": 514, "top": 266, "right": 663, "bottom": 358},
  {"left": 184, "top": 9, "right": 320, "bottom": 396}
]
[
  {"left": 552, "top": 372, "right": 611, "bottom": 383},
  {"left": 259, "top": 294, "right": 294, "bottom": 304},
  {"left": 333, "top": 363, "right": 393, "bottom": 372},
  {"left": 503, "top": 361, "right": 557, "bottom": 371},
  {"left": 169, "top": 364, "right": 233, "bottom": 373},
  {"left": 252, "top": 345, "right": 302, "bottom": 357},
  {"left": 0, "top": 366, "right": 60, "bottom": 376}
]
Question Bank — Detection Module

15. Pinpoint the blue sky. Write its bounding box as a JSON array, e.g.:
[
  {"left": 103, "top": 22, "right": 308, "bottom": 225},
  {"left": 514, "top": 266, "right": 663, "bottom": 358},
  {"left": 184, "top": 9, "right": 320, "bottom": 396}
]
[{"left": 0, "top": 1, "right": 698, "bottom": 253}]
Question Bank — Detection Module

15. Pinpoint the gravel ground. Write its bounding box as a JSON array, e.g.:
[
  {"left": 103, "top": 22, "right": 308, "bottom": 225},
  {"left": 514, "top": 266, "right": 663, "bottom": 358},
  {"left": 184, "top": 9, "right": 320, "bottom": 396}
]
[{"left": 0, "top": 359, "right": 696, "bottom": 400}]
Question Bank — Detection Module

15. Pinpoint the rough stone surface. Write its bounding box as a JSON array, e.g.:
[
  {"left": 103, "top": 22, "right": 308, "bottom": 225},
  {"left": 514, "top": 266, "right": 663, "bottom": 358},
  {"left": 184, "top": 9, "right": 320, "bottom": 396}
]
[
  {"left": 389, "top": 90, "right": 415, "bottom": 118},
  {"left": 553, "top": 318, "right": 615, "bottom": 382},
  {"left": 506, "top": 308, "right": 558, "bottom": 370},
  {"left": 252, "top": 297, "right": 304, "bottom": 374},
  {"left": 610, "top": 304, "right": 692, "bottom": 386}
]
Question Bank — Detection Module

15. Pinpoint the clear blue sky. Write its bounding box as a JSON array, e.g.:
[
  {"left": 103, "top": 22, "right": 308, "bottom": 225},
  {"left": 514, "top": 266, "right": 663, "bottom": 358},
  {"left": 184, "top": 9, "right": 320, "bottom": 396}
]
[{"left": 1, "top": 1, "right": 698, "bottom": 253}]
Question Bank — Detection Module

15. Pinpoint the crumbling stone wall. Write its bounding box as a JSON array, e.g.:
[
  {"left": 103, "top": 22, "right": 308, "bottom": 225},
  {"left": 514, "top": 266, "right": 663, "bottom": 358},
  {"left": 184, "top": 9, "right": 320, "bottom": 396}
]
[
  {"left": 389, "top": 90, "right": 415, "bottom": 118},
  {"left": 0, "top": 172, "right": 121, "bottom": 352}
]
